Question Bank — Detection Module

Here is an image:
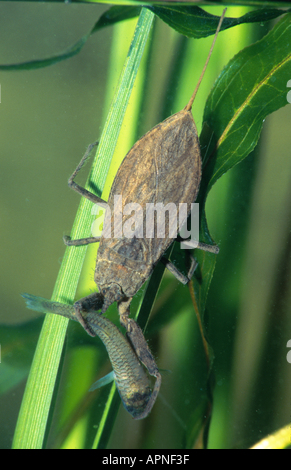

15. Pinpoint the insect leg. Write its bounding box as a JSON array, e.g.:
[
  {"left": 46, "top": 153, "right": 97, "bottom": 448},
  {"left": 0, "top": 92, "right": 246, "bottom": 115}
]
[
  {"left": 160, "top": 254, "right": 198, "bottom": 285},
  {"left": 68, "top": 141, "right": 108, "bottom": 208},
  {"left": 113, "top": 298, "right": 161, "bottom": 418},
  {"left": 118, "top": 298, "right": 161, "bottom": 380},
  {"left": 73, "top": 292, "right": 104, "bottom": 337},
  {"left": 63, "top": 235, "right": 101, "bottom": 246},
  {"left": 125, "top": 318, "right": 162, "bottom": 420},
  {"left": 65, "top": 143, "right": 108, "bottom": 245},
  {"left": 120, "top": 310, "right": 162, "bottom": 419},
  {"left": 177, "top": 236, "right": 219, "bottom": 254}
]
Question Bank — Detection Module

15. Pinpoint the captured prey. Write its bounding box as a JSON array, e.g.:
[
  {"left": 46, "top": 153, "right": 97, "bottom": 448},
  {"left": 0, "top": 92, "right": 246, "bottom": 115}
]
[{"left": 22, "top": 293, "right": 161, "bottom": 419}]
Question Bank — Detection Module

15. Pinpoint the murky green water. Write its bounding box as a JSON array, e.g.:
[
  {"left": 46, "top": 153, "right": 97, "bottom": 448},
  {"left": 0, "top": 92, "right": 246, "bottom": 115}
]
[{"left": 1, "top": 3, "right": 291, "bottom": 449}]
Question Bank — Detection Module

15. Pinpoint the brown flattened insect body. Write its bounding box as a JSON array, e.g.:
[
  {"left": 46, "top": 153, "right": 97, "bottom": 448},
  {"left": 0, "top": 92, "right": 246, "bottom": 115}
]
[
  {"left": 96, "top": 107, "right": 201, "bottom": 309},
  {"left": 63, "top": 11, "right": 226, "bottom": 417}
]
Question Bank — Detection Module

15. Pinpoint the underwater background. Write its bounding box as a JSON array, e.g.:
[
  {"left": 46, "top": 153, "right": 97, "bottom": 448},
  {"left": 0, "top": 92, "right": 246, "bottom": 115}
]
[{"left": 1, "top": 2, "right": 291, "bottom": 449}]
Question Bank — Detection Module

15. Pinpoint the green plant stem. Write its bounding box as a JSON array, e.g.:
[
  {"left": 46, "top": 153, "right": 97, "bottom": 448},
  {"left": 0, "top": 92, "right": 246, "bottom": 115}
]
[
  {"left": 188, "top": 279, "right": 210, "bottom": 369},
  {"left": 12, "top": 8, "right": 154, "bottom": 450}
]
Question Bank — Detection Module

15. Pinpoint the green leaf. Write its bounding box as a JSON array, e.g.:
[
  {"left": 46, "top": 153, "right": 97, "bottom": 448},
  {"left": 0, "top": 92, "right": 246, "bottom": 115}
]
[
  {"left": 1, "top": 5, "right": 289, "bottom": 71},
  {"left": 200, "top": 12, "right": 291, "bottom": 194},
  {"left": 0, "top": 5, "right": 141, "bottom": 71},
  {"left": 0, "top": 34, "right": 91, "bottom": 71},
  {"left": 194, "top": 12, "right": 291, "bottom": 349},
  {"left": 91, "top": 5, "right": 141, "bottom": 33},
  {"left": 149, "top": 5, "right": 290, "bottom": 39},
  {"left": 188, "top": 12, "right": 291, "bottom": 446}
]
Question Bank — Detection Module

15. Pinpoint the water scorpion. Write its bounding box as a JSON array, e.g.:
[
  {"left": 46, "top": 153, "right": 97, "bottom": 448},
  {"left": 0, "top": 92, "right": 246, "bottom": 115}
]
[{"left": 24, "top": 10, "right": 226, "bottom": 419}]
